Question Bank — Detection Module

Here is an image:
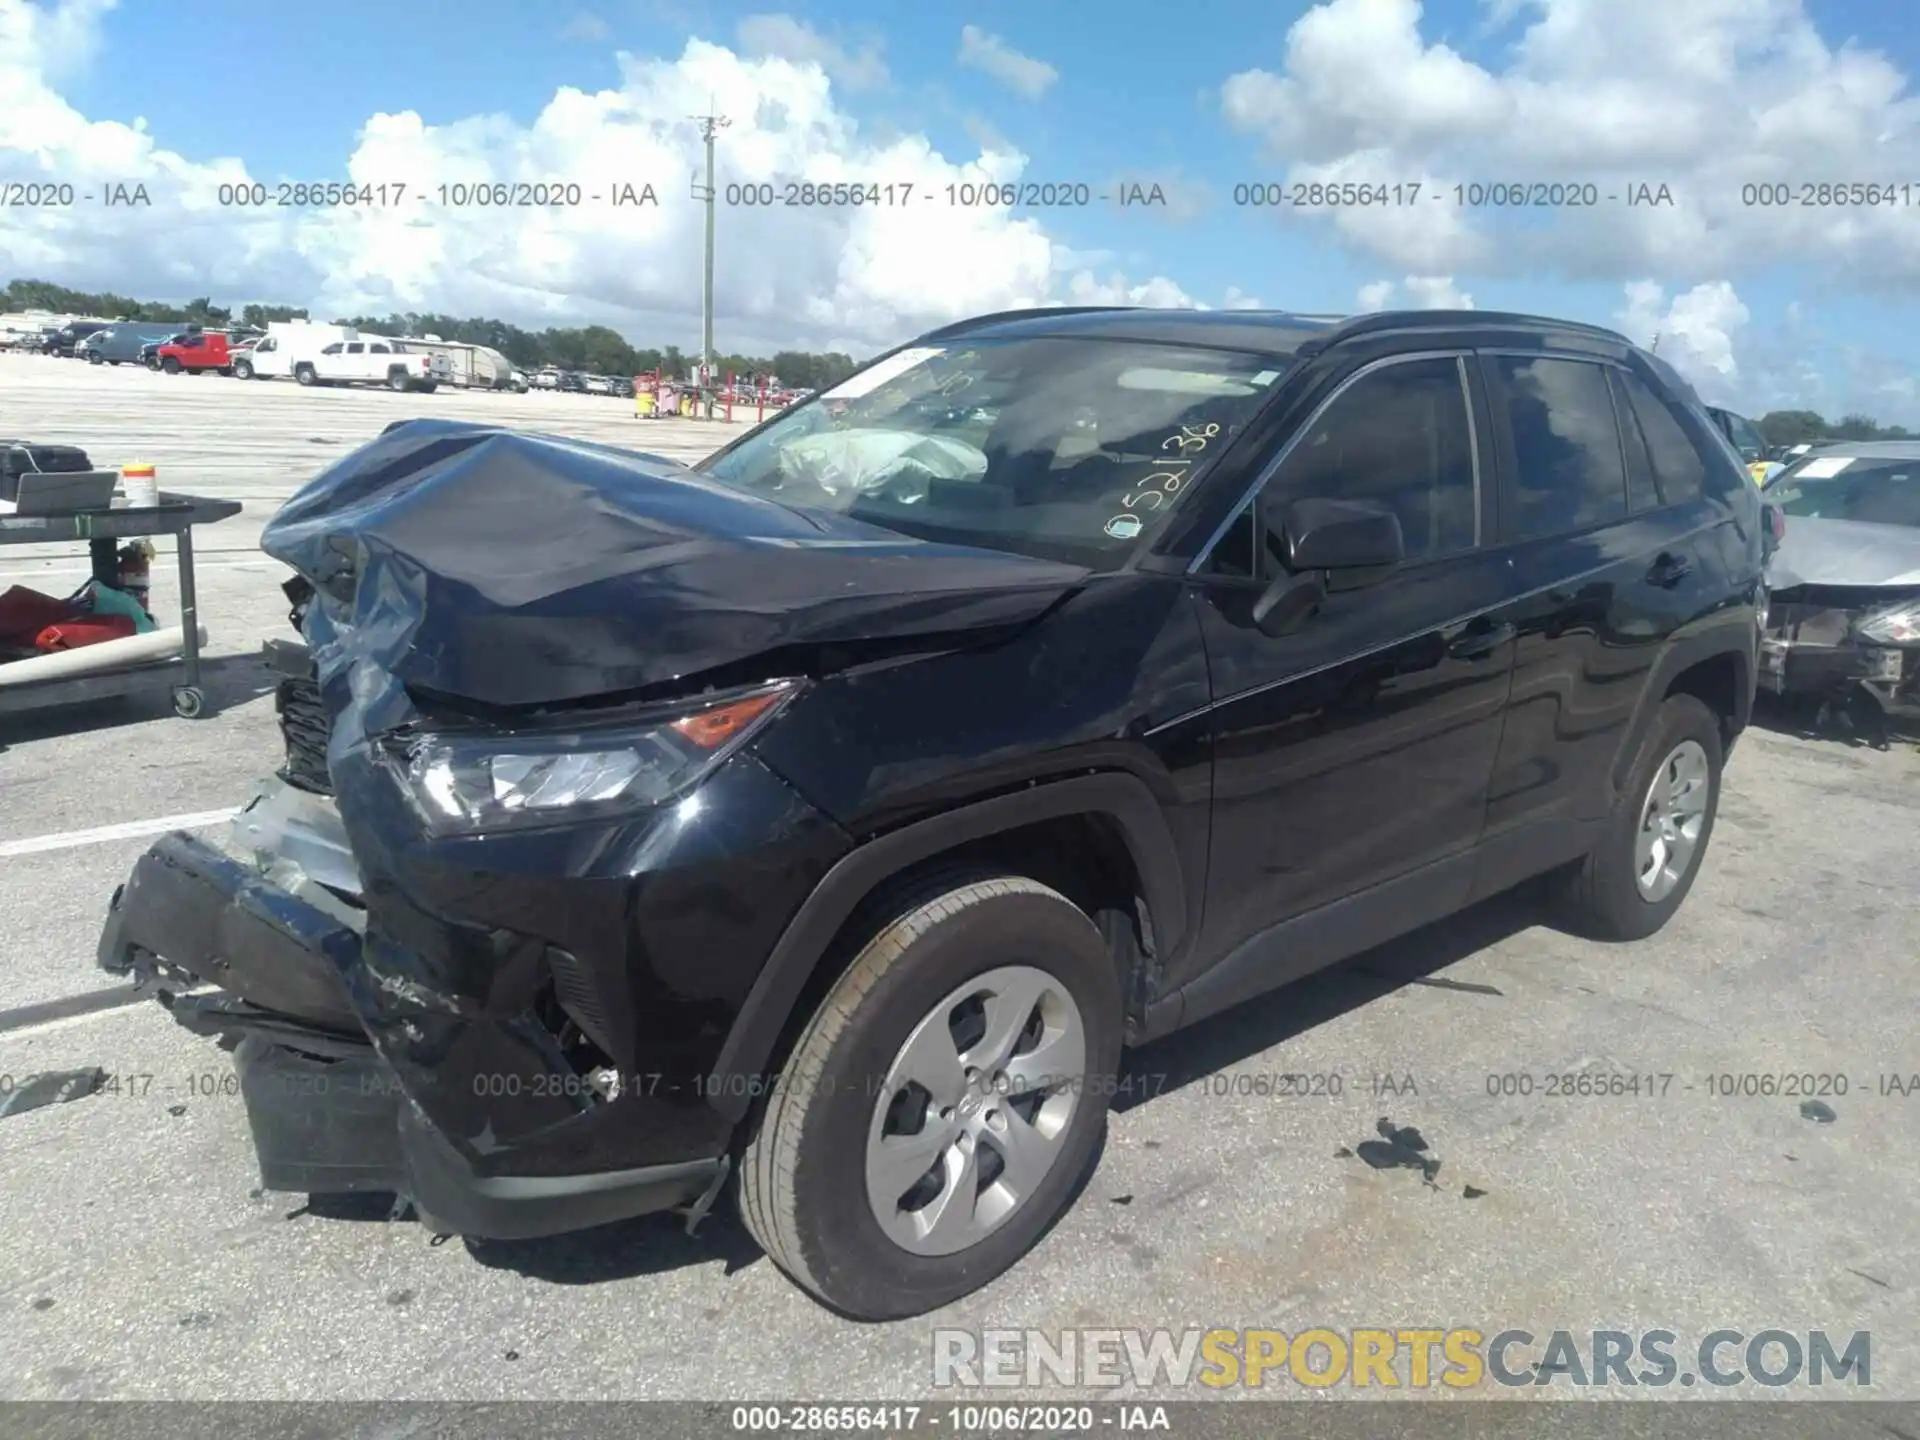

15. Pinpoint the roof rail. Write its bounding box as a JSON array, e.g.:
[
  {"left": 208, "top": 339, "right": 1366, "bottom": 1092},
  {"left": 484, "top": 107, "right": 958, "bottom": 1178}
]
[
  {"left": 913, "top": 305, "right": 1141, "bottom": 342},
  {"left": 1321, "top": 309, "right": 1634, "bottom": 347}
]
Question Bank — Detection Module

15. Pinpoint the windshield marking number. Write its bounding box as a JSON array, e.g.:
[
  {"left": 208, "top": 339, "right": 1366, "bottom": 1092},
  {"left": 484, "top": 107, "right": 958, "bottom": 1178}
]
[{"left": 1108, "top": 423, "right": 1219, "bottom": 535}]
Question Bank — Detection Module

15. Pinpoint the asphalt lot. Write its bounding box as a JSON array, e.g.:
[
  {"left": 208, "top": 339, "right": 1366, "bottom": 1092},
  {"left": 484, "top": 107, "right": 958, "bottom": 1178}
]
[{"left": 1, "top": 353, "right": 1917, "bottom": 1403}]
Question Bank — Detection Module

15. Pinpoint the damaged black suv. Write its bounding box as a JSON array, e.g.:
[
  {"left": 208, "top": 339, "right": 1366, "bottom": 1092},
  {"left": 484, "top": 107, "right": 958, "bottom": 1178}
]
[{"left": 98, "top": 307, "right": 1763, "bottom": 1320}]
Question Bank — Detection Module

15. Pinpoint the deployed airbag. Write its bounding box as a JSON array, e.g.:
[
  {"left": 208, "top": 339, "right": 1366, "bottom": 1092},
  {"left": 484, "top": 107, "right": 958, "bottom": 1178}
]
[{"left": 774, "top": 428, "right": 988, "bottom": 497}]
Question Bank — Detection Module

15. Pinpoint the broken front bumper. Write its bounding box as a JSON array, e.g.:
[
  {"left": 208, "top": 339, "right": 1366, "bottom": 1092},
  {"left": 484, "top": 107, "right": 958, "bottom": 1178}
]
[
  {"left": 97, "top": 830, "right": 726, "bottom": 1239},
  {"left": 1759, "top": 634, "right": 1920, "bottom": 716}
]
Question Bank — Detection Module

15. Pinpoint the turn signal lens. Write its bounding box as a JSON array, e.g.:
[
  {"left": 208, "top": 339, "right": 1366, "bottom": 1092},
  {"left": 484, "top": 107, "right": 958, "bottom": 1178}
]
[{"left": 672, "top": 689, "right": 788, "bottom": 748}]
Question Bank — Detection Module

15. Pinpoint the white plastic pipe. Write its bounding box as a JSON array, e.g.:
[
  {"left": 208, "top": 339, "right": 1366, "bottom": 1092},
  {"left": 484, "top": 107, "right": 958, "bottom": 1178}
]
[{"left": 0, "top": 625, "right": 207, "bottom": 686}]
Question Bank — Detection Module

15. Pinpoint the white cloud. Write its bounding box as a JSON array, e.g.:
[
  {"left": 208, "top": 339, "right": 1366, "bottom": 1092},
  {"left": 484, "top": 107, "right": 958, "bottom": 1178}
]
[
  {"left": 957, "top": 25, "right": 1058, "bottom": 100},
  {"left": 736, "top": 14, "right": 887, "bottom": 93},
  {"left": 1222, "top": 286, "right": 1264, "bottom": 309},
  {"left": 1221, "top": 0, "right": 1920, "bottom": 289},
  {"left": 0, "top": 2, "right": 1186, "bottom": 357},
  {"left": 1357, "top": 274, "right": 1473, "bottom": 310},
  {"left": 1356, "top": 280, "right": 1395, "bottom": 312},
  {"left": 560, "top": 12, "right": 611, "bottom": 43},
  {"left": 1614, "top": 279, "right": 1750, "bottom": 404},
  {"left": 0, "top": 0, "right": 110, "bottom": 81}
]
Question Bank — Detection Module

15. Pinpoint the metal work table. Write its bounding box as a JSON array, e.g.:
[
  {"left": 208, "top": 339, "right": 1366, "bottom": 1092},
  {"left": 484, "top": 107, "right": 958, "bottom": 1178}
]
[{"left": 0, "top": 491, "right": 243, "bottom": 719}]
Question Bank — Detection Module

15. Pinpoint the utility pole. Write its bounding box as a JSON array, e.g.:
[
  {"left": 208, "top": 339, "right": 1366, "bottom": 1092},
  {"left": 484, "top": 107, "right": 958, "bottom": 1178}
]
[
  {"left": 690, "top": 105, "right": 730, "bottom": 417},
  {"left": 1649, "top": 331, "right": 1661, "bottom": 354}
]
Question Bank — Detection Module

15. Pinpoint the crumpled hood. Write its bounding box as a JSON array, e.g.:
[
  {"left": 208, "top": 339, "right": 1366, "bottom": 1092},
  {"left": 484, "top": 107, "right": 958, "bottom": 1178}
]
[
  {"left": 260, "top": 418, "right": 1090, "bottom": 709},
  {"left": 1764, "top": 515, "right": 1920, "bottom": 590}
]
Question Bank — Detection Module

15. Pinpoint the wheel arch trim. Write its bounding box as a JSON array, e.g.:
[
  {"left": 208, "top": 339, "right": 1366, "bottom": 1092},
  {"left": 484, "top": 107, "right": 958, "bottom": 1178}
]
[
  {"left": 705, "top": 772, "right": 1189, "bottom": 1123},
  {"left": 1609, "top": 624, "right": 1755, "bottom": 801}
]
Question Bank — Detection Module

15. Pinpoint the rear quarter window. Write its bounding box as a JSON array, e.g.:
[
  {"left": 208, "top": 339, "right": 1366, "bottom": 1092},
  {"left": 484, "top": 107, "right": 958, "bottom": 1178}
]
[{"left": 1616, "top": 372, "right": 1708, "bottom": 505}]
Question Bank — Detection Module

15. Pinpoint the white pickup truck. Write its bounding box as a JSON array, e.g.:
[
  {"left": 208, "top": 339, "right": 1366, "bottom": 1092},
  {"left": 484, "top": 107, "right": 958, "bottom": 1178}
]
[{"left": 288, "top": 335, "right": 452, "bottom": 392}]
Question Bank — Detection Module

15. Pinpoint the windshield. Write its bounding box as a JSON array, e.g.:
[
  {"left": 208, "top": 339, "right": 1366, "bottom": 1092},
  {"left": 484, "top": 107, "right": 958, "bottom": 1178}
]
[
  {"left": 1716, "top": 409, "right": 1766, "bottom": 461},
  {"left": 696, "top": 337, "right": 1293, "bottom": 570},
  {"left": 1765, "top": 456, "right": 1920, "bottom": 528}
]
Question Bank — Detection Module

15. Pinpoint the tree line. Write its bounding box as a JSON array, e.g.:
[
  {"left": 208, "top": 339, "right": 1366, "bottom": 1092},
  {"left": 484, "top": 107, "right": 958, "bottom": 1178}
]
[
  {"left": 2, "top": 278, "right": 862, "bottom": 390},
  {"left": 1756, "top": 410, "right": 1912, "bottom": 444}
]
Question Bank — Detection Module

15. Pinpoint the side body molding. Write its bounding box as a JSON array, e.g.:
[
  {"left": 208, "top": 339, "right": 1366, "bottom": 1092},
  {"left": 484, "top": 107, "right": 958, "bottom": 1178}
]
[{"left": 704, "top": 771, "right": 1190, "bottom": 1123}]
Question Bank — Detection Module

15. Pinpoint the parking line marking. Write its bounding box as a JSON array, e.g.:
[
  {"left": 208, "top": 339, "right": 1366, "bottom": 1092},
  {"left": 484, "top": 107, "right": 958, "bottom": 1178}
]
[
  {"left": 0, "top": 809, "right": 237, "bottom": 859},
  {"left": 0, "top": 985, "right": 216, "bottom": 1039}
]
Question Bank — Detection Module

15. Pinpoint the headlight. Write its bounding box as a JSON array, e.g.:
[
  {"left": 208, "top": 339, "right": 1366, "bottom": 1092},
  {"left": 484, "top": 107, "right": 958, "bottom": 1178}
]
[
  {"left": 384, "top": 681, "right": 797, "bottom": 836},
  {"left": 1856, "top": 599, "right": 1920, "bottom": 646}
]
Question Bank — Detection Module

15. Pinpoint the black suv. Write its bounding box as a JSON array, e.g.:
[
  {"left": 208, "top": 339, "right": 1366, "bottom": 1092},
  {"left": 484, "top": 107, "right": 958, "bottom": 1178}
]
[{"left": 98, "top": 307, "right": 1762, "bottom": 1319}]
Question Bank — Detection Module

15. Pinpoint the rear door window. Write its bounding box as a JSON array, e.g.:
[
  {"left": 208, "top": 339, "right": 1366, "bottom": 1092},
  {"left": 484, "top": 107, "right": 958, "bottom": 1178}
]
[{"left": 1490, "top": 355, "right": 1628, "bottom": 540}]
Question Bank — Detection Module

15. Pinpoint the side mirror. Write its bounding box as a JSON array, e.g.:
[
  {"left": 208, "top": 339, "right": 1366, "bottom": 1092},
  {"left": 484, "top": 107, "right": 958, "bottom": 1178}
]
[
  {"left": 1250, "top": 498, "right": 1405, "bottom": 638},
  {"left": 1283, "top": 497, "right": 1406, "bottom": 570}
]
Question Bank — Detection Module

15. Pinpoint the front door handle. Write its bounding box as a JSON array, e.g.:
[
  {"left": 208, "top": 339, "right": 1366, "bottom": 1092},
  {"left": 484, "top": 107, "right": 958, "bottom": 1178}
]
[
  {"left": 1447, "top": 619, "right": 1516, "bottom": 660},
  {"left": 1646, "top": 552, "right": 1693, "bottom": 587}
]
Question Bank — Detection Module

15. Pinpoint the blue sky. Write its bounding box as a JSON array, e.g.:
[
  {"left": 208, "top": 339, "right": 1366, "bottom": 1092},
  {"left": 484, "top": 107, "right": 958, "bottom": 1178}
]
[{"left": 12, "top": 0, "right": 1920, "bottom": 422}]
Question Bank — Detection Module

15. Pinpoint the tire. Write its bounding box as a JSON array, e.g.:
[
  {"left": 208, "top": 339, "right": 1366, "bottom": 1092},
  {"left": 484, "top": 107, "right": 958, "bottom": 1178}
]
[
  {"left": 233, "top": 360, "right": 253, "bottom": 380},
  {"left": 161, "top": 357, "right": 181, "bottom": 374},
  {"left": 738, "top": 873, "right": 1121, "bottom": 1321},
  {"left": 88, "top": 353, "right": 102, "bottom": 365},
  {"left": 416, "top": 381, "right": 437, "bottom": 394},
  {"left": 295, "top": 364, "right": 316, "bottom": 386},
  {"left": 1551, "top": 693, "right": 1723, "bottom": 941},
  {"left": 388, "top": 369, "right": 411, "bottom": 392}
]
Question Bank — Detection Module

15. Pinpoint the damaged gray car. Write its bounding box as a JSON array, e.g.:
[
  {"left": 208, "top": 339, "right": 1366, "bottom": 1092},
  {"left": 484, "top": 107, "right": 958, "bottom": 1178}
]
[{"left": 1759, "top": 441, "right": 1920, "bottom": 723}]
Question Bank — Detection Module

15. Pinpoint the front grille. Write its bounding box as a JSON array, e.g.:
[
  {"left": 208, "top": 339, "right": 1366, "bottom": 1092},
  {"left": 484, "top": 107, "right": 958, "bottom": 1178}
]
[
  {"left": 546, "top": 947, "right": 615, "bottom": 1058},
  {"left": 263, "top": 639, "right": 332, "bottom": 795},
  {"left": 276, "top": 675, "right": 333, "bottom": 794}
]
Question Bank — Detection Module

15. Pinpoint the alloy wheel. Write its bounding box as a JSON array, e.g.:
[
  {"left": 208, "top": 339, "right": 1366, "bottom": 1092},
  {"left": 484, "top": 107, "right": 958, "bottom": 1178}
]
[
  {"left": 1634, "top": 739, "right": 1710, "bottom": 902},
  {"left": 864, "top": 964, "right": 1085, "bottom": 1257}
]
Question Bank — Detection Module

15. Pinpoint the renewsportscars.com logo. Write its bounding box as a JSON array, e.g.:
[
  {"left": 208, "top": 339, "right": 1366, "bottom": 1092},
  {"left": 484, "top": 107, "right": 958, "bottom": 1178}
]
[{"left": 931, "top": 1328, "right": 1872, "bottom": 1390}]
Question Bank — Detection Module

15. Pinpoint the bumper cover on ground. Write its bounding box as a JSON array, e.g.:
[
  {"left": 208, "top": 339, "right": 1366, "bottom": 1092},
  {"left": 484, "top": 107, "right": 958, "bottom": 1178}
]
[{"left": 98, "top": 830, "right": 724, "bottom": 1239}]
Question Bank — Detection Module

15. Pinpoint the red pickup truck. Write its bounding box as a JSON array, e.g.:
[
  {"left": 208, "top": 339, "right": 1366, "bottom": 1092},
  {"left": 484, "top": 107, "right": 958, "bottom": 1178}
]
[{"left": 156, "top": 332, "right": 233, "bottom": 375}]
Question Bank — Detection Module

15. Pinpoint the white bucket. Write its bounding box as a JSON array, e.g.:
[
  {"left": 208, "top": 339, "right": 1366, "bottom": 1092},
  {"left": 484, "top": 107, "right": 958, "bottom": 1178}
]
[{"left": 122, "top": 463, "right": 159, "bottom": 508}]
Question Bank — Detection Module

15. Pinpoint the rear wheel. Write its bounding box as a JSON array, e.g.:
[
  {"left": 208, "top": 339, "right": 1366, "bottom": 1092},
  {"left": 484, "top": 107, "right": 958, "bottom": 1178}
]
[
  {"left": 387, "top": 369, "right": 411, "bottom": 392},
  {"left": 738, "top": 874, "right": 1121, "bottom": 1320},
  {"left": 1552, "top": 693, "right": 1723, "bottom": 940},
  {"left": 294, "top": 364, "right": 316, "bottom": 386}
]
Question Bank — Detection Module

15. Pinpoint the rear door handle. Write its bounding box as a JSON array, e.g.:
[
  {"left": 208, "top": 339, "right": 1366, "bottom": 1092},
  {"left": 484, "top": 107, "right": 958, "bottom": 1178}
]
[
  {"left": 1447, "top": 619, "right": 1516, "bottom": 660},
  {"left": 1646, "top": 552, "right": 1693, "bottom": 587}
]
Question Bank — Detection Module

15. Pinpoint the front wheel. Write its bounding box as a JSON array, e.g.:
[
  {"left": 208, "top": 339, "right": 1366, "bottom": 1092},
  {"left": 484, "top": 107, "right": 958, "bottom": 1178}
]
[
  {"left": 1551, "top": 693, "right": 1723, "bottom": 940},
  {"left": 294, "top": 364, "right": 316, "bottom": 386},
  {"left": 161, "top": 357, "right": 181, "bottom": 374},
  {"left": 233, "top": 360, "right": 253, "bottom": 379},
  {"left": 738, "top": 874, "right": 1121, "bottom": 1320}
]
